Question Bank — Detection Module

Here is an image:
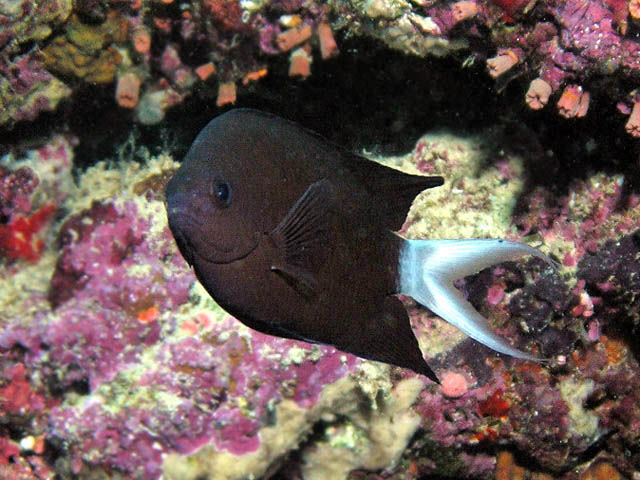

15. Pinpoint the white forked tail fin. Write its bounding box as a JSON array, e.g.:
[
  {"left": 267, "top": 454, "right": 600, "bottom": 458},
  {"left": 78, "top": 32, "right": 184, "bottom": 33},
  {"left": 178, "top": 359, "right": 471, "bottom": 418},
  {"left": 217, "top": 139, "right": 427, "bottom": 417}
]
[{"left": 398, "top": 238, "right": 557, "bottom": 361}]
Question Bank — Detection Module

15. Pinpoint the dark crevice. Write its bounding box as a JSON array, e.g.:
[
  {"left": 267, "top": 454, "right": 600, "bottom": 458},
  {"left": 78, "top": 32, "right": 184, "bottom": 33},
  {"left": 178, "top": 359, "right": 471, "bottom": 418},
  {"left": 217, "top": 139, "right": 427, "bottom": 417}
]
[{"left": 0, "top": 34, "right": 637, "bottom": 195}]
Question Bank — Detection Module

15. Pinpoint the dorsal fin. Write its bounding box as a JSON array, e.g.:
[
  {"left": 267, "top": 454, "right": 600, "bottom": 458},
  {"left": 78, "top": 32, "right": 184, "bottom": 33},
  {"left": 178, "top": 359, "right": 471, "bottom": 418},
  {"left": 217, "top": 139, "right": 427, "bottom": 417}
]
[
  {"left": 342, "top": 151, "right": 443, "bottom": 231},
  {"left": 226, "top": 109, "right": 443, "bottom": 230}
]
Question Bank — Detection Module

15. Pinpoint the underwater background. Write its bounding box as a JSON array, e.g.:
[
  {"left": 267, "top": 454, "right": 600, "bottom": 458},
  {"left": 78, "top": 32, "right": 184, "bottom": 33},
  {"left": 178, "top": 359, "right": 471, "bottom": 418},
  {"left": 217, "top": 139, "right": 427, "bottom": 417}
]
[{"left": 1, "top": 0, "right": 639, "bottom": 479}]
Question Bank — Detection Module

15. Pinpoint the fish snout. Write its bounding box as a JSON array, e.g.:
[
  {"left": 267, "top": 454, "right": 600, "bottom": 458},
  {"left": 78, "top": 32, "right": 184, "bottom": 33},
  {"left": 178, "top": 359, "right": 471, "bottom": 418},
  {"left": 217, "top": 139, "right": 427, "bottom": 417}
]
[
  {"left": 166, "top": 191, "right": 204, "bottom": 244},
  {"left": 166, "top": 189, "right": 205, "bottom": 224}
]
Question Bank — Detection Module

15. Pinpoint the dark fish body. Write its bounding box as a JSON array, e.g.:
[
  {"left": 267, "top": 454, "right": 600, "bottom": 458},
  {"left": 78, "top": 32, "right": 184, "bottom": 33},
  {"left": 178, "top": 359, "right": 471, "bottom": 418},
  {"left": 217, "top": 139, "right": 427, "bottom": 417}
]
[{"left": 166, "top": 109, "right": 554, "bottom": 383}]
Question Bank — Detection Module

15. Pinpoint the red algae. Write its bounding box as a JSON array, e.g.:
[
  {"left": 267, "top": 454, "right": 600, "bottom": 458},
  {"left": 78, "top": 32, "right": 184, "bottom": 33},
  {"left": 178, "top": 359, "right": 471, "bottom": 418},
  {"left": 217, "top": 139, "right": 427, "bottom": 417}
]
[
  {"left": 491, "top": 0, "right": 530, "bottom": 20},
  {"left": 478, "top": 389, "right": 510, "bottom": 417},
  {"left": 0, "top": 203, "right": 56, "bottom": 263},
  {"left": 0, "top": 437, "right": 19, "bottom": 465},
  {"left": 0, "top": 364, "right": 45, "bottom": 415}
]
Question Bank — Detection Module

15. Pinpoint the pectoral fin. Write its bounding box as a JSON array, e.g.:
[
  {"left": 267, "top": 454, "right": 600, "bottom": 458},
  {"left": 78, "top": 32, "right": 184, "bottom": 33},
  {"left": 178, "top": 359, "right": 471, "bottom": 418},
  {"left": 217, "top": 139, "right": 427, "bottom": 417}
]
[{"left": 269, "top": 179, "right": 333, "bottom": 297}]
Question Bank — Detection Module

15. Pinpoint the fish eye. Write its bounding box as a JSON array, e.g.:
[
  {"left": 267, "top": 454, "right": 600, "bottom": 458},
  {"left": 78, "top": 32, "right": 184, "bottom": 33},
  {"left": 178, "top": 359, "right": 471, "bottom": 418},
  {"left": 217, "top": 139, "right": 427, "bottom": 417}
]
[{"left": 212, "top": 180, "right": 232, "bottom": 207}]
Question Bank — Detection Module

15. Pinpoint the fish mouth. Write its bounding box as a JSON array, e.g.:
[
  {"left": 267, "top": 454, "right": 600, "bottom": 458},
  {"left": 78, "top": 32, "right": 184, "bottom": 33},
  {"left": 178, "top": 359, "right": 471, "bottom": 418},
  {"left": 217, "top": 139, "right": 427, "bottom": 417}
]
[
  {"left": 170, "top": 227, "right": 196, "bottom": 266},
  {"left": 167, "top": 208, "right": 259, "bottom": 265},
  {"left": 167, "top": 207, "right": 203, "bottom": 228}
]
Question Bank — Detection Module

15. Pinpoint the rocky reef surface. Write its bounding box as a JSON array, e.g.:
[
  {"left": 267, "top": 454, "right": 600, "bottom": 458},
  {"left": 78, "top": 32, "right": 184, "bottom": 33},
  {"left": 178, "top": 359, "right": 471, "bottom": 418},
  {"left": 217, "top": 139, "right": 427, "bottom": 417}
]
[
  {"left": 3, "top": 0, "right": 640, "bottom": 132},
  {"left": 1, "top": 1, "right": 640, "bottom": 479},
  {"left": 1, "top": 130, "right": 637, "bottom": 479}
]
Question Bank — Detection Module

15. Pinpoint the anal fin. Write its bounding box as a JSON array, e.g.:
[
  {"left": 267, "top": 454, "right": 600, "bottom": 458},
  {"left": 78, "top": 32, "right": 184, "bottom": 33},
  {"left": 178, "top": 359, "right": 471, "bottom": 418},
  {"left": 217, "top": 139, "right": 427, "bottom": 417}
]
[{"left": 346, "top": 296, "right": 439, "bottom": 383}]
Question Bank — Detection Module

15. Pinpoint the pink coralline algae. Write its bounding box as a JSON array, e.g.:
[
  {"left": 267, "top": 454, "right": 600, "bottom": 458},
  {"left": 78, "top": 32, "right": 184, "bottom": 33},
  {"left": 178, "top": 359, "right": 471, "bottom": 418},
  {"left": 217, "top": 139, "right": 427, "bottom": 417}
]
[
  {"left": 0, "top": 165, "right": 39, "bottom": 221},
  {"left": 0, "top": 137, "right": 362, "bottom": 478},
  {"left": 0, "top": 53, "right": 71, "bottom": 126},
  {"left": 29, "top": 199, "right": 192, "bottom": 391},
  {"left": 45, "top": 320, "right": 357, "bottom": 478}
]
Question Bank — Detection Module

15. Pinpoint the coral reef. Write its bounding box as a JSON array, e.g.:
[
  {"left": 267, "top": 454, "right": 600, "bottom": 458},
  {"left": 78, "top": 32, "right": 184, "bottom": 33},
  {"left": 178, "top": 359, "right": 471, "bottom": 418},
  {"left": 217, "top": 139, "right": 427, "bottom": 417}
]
[
  {"left": 0, "top": 0, "right": 342, "bottom": 128},
  {"left": 1, "top": 116, "right": 639, "bottom": 478},
  {"left": 3, "top": 0, "right": 640, "bottom": 133},
  {"left": 333, "top": 0, "right": 640, "bottom": 135},
  {"left": 1, "top": 0, "right": 640, "bottom": 479}
]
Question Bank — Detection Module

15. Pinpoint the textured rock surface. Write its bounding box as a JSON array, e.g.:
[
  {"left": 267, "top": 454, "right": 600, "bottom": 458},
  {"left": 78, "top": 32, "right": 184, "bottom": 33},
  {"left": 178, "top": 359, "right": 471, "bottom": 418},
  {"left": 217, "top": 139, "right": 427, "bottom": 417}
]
[
  {"left": 1, "top": 1, "right": 639, "bottom": 478},
  {"left": 1, "top": 124, "right": 638, "bottom": 478},
  {"left": 2, "top": 1, "right": 640, "bottom": 132}
]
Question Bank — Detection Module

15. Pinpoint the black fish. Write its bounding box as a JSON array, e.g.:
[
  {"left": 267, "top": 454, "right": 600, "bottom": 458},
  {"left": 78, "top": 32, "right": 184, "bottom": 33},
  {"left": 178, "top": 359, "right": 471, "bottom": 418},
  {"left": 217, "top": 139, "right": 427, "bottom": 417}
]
[{"left": 165, "top": 109, "right": 553, "bottom": 383}]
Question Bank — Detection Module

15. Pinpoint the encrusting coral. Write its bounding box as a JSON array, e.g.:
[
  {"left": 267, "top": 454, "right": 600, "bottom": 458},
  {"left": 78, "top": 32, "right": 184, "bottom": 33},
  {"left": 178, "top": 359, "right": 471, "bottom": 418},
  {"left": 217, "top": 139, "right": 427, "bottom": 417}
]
[{"left": 42, "top": 13, "right": 126, "bottom": 84}]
